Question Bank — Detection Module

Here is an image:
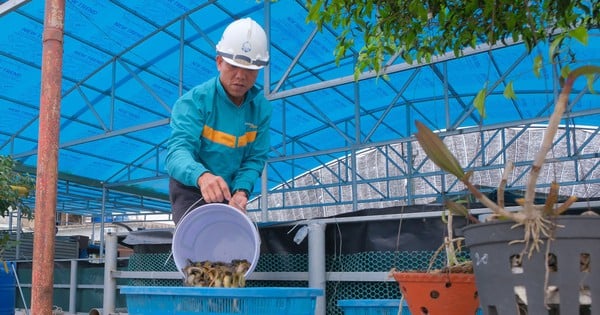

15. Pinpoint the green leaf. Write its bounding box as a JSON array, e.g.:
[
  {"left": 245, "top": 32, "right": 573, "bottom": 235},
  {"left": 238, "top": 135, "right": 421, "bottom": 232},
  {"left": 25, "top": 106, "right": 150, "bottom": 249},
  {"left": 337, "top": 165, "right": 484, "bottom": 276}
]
[
  {"left": 306, "top": 0, "right": 323, "bottom": 25},
  {"left": 560, "top": 65, "right": 571, "bottom": 79},
  {"left": 354, "top": 67, "right": 361, "bottom": 81},
  {"left": 444, "top": 200, "right": 471, "bottom": 218},
  {"left": 549, "top": 34, "right": 565, "bottom": 60},
  {"left": 365, "top": 0, "right": 373, "bottom": 14},
  {"left": 586, "top": 74, "right": 597, "bottom": 94},
  {"left": 569, "top": 26, "right": 589, "bottom": 46},
  {"left": 533, "top": 54, "right": 543, "bottom": 78},
  {"left": 414, "top": 121, "right": 466, "bottom": 179},
  {"left": 503, "top": 81, "right": 517, "bottom": 100},
  {"left": 474, "top": 83, "right": 488, "bottom": 119}
]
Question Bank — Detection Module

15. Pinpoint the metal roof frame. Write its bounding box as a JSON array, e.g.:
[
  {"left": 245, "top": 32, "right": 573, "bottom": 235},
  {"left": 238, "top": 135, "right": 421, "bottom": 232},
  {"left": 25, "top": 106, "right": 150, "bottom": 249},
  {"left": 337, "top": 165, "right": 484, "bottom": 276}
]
[{"left": 0, "top": 1, "right": 598, "bottom": 222}]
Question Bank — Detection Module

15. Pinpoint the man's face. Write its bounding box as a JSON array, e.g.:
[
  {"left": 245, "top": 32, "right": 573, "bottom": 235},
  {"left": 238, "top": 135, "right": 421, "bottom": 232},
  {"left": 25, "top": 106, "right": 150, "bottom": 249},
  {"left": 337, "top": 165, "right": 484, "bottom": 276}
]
[{"left": 216, "top": 56, "right": 259, "bottom": 105}]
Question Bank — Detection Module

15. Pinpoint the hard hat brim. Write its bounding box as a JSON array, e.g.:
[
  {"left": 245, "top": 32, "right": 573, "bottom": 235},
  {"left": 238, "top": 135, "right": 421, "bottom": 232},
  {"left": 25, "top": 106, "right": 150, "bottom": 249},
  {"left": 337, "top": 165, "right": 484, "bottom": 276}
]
[{"left": 222, "top": 56, "right": 264, "bottom": 70}]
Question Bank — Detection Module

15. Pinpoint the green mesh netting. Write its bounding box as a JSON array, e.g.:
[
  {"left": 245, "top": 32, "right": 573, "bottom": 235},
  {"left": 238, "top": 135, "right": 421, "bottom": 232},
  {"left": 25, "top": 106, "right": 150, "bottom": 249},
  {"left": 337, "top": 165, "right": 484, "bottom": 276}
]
[
  {"left": 327, "top": 281, "right": 401, "bottom": 315},
  {"left": 127, "top": 250, "right": 470, "bottom": 314},
  {"left": 127, "top": 252, "right": 181, "bottom": 287}
]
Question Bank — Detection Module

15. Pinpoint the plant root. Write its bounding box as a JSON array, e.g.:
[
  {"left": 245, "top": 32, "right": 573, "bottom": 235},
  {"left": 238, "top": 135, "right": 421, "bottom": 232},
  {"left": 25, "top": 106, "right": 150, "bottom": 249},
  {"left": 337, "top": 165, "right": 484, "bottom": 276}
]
[{"left": 508, "top": 213, "right": 562, "bottom": 258}]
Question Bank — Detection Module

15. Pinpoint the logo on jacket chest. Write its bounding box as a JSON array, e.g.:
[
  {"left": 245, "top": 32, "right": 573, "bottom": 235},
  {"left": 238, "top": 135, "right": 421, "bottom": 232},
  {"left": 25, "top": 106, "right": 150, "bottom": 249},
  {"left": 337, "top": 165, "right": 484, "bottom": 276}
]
[{"left": 245, "top": 122, "right": 258, "bottom": 130}]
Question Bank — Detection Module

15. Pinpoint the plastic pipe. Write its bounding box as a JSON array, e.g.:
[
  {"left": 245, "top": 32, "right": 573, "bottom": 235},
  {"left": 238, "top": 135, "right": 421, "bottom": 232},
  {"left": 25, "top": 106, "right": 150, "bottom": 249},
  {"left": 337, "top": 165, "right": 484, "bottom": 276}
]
[
  {"left": 16, "top": 207, "right": 21, "bottom": 259},
  {"left": 308, "top": 222, "right": 326, "bottom": 315},
  {"left": 102, "top": 232, "right": 118, "bottom": 315},
  {"left": 69, "top": 259, "right": 78, "bottom": 314},
  {"left": 261, "top": 166, "right": 268, "bottom": 221}
]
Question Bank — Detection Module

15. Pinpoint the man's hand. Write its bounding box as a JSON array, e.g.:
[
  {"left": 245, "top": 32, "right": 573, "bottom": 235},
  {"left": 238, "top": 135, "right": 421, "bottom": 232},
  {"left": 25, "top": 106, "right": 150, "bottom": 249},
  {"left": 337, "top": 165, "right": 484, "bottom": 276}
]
[
  {"left": 229, "top": 190, "right": 248, "bottom": 212},
  {"left": 197, "top": 172, "right": 231, "bottom": 203}
]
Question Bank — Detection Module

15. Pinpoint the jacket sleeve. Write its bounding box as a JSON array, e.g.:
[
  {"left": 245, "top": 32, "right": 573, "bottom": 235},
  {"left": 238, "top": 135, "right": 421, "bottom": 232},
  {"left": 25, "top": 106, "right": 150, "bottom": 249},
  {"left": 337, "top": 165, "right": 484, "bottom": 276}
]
[
  {"left": 165, "top": 90, "right": 209, "bottom": 188},
  {"left": 231, "top": 98, "right": 272, "bottom": 194}
]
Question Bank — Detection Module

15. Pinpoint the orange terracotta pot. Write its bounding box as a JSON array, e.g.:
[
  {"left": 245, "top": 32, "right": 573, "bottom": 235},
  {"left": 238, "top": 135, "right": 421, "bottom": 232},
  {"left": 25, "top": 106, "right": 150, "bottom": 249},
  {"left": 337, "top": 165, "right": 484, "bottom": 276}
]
[{"left": 392, "top": 272, "right": 479, "bottom": 315}]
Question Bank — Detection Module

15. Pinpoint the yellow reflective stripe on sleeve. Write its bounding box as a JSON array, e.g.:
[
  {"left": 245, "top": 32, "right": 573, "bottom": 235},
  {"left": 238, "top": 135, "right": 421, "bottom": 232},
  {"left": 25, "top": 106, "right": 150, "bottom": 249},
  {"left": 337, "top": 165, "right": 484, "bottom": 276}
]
[
  {"left": 237, "top": 131, "right": 257, "bottom": 147},
  {"left": 202, "top": 125, "right": 236, "bottom": 148}
]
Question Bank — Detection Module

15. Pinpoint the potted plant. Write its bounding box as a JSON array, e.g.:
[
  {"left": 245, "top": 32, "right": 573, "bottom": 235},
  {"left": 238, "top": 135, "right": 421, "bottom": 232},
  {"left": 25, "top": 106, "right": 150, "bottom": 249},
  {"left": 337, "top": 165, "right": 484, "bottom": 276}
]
[
  {"left": 390, "top": 207, "right": 481, "bottom": 315},
  {"left": 1, "top": 155, "right": 35, "bottom": 314}
]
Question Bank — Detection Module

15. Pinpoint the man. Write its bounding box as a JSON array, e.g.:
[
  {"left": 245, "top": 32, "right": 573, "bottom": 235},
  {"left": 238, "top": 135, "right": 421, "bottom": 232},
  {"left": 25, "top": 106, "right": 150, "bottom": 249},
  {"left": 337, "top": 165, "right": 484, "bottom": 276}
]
[{"left": 165, "top": 18, "right": 271, "bottom": 224}]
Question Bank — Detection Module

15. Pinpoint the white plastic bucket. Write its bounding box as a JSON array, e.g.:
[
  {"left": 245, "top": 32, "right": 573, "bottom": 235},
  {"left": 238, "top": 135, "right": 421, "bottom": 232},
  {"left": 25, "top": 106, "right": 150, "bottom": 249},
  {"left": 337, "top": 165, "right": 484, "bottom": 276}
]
[{"left": 172, "top": 203, "right": 261, "bottom": 278}]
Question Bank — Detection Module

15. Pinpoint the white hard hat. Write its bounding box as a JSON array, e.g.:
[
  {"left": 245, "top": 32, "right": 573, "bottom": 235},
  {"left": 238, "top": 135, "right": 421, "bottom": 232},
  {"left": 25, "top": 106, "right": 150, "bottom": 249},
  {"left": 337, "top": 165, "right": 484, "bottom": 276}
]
[{"left": 216, "top": 18, "right": 269, "bottom": 70}]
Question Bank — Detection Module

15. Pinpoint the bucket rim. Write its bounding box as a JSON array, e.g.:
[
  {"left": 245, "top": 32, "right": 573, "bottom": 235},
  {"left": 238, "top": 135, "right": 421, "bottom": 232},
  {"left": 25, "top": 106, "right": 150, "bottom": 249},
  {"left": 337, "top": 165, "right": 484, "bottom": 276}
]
[{"left": 171, "top": 203, "right": 260, "bottom": 279}]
